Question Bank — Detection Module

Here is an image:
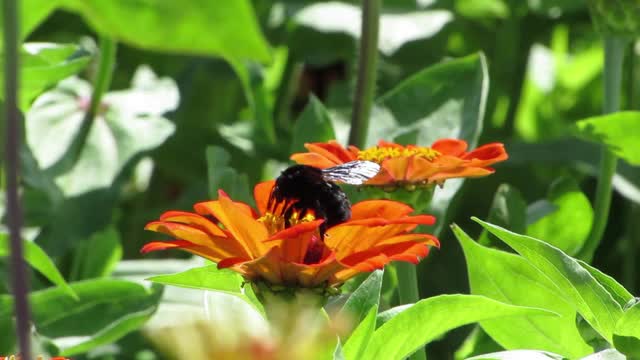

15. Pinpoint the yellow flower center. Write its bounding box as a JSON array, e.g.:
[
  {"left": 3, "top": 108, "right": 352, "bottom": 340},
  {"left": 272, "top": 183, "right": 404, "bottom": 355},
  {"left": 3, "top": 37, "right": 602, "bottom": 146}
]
[
  {"left": 357, "top": 145, "right": 440, "bottom": 163},
  {"left": 258, "top": 209, "right": 317, "bottom": 235}
]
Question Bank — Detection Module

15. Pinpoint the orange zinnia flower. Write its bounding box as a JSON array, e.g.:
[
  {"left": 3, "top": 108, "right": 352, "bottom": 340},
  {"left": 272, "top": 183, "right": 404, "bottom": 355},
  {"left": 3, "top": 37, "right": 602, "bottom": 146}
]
[
  {"left": 143, "top": 181, "right": 438, "bottom": 289},
  {"left": 291, "top": 139, "right": 508, "bottom": 189}
]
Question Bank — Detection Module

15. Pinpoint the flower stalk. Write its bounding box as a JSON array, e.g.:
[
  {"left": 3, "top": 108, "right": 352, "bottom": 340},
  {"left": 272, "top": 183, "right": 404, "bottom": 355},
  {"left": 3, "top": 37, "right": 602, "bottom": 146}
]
[
  {"left": 349, "top": 0, "right": 381, "bottom": 148},
  {"left": 578, "top": 36, "right": 627, "bottom": 262},
  {"left": 3, "top": 0, "right": 32, "bottom": 358}
]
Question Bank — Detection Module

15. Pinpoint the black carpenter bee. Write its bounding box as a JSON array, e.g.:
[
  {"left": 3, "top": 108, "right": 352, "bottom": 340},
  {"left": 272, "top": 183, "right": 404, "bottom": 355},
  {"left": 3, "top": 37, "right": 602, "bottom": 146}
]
[{"left": 268, "top": 161, "right": 381, "bottom": 230}]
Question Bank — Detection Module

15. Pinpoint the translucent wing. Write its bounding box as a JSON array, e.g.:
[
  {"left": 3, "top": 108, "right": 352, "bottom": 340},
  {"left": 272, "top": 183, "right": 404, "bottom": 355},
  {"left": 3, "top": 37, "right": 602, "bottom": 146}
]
[{"left": 321, "top": 160, "right": 381, "bottom": 185}]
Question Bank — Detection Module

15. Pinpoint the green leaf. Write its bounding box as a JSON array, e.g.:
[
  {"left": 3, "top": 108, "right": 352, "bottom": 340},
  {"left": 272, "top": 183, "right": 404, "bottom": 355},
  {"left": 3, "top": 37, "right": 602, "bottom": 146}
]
[
  {"left": 376, "top": 53, "right": 488, "bottom": 234},
  {"left": 360, "top": 294, "right": 558, "bottom": 360},
  {"left": 0, "top": 43, "right": 91, "bottom": 109},
  {"left": 146, "top": 264, "right": 263, "bottom": 313},
  {"left": 61, "top": 0, "right": 270, "bottom": 62},
  {"left": 26, "top": 66, "right": 177, "bottom": 196},
  {"left": 375, "top": 53, "right": 487, "bottom": 148},
  {"left": 339, "top": 269, "right": 383, "bottom": 330},
  {"left": 578, "top": 260, "right": 634, "bottom": 308},
  {"left": 343, "top": 306, "right": 378, "bottom": 360},
  {"left": 454, "top": 224, "right": 591, "bottom": 358},
  {"left": 0, "top": 279, "right": 162, "bottom": 356},
  {"left": 70, "top": 226, "right": 122, "bottom": 280},
  {"left": 376, "top": 304, "right": 411, "bottom": 328},
  {"left": 0, "top": 0, "right": 61, "bottom": 48},
  {"left": 613, "top": 302, "right": 640, "bottom": 358},
  {"left": 575, "top": 111, "right": 640, "bottom": 166},
  {"left": 526, "top": 177, "right": 594, "bottom": 256},
  {"left": 290, "top": 95, "right": 336, "bottom": 153},
  {"left": 147, "top": 265, "right": 244, "bottom": 294},
  {"left": 206, "top": 146, "right": 253, "bottom": 205},
  {"left": 478, "top": 184, "right": 527, "bottom": 247},
  {"left": 474, "top": 218, "right": 624, "bottom": 342},
  {"left": 0, "top": 233, "right": 76, "bottom": 299},
  {"left": 466, "top": 350, "right": 564, "bottom": 360}
]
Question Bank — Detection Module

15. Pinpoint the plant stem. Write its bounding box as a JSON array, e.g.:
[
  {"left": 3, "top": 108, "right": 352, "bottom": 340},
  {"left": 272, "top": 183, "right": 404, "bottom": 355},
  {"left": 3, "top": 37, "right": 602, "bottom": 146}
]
[
  {"left": 67, "top": 36, "right": 116, "bottom": 281},
  {"left": 397, "top": 190, "right": 429, "bottom": 360},
  {"left": 3, "top": 0, "right": 32, "bottom": 358},
  {"left": 348, "top": 0, "right": 381, "bottom": 149},
  {"left": 578, "top": 36, "right": 626, "bottom": 262},
  {"left": 89, "top": 37, "right": 117, "bottom": 119}
]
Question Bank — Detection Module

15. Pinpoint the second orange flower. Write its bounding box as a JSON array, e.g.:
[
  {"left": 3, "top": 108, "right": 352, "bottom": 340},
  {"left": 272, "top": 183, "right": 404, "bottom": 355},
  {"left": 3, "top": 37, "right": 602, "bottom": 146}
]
[{"left": 291, "top": 139, "right": 508, "bottom": 189}]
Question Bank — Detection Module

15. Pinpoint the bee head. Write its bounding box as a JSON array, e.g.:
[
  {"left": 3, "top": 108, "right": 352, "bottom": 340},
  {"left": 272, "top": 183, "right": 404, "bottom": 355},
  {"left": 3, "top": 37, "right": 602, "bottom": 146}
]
[{"left": 274, "top": 165, "right": 326, "bottom": 200}]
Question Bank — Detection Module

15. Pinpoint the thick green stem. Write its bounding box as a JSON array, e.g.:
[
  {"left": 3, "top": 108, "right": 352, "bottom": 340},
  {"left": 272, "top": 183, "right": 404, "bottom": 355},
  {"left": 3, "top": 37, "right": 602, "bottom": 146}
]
[
  {"left": 348, "top": 0, "right": 381, "bottom": 148},
  {"left": 396, "top": 262, "right": 420, "bottom": 304},
  {"left": 88, "top": 37, "right": 117, "bottom": 119},
  {"left": 396, "top": 189, "right": 430, "bottom": 360},
  {"left": 3, "top": 0, "right": 32, "bottom": 358},
  {"left": 578, "top": 36, "right": 626, "bottom": 262}
]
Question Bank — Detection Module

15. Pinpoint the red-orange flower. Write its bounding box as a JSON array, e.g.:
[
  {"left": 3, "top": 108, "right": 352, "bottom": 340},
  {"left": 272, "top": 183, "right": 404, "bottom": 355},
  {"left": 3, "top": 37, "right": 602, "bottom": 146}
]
[
  {"left": 143, "top": 181, "right": 438, "bottom": 289},
  {"left": 291, "top": 139, "right": 508, "bottom": 189}
]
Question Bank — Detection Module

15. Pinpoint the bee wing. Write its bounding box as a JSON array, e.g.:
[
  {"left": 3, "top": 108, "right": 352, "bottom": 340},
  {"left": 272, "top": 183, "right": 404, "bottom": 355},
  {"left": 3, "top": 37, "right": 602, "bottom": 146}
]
[{"left": 321, "top": 161, "right": 381, "bottom": 185}]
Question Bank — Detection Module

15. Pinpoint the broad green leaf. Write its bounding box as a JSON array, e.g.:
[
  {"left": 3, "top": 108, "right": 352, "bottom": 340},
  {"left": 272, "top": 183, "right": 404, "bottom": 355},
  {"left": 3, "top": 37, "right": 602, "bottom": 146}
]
[
  {"left": 0, "top": 0, "right": 60, "bottom": 48},
  {"left": 0, "top": 279, "right": 162, "bottom": 356},
  {"left": 376, "top": 304, "right": 411, "bottom": 327},
  {"left": 361, "top": 294, "right": 557, "bottom": 360},
  {"left": 376, "top": 53, "right": 488, "bottom": 234},
  {"left": 290, "top": 95, "right": 336, "bottom": 153},
  {"left": 454, "top": 224, "right": 591, "bottom": 357},
  {"left": 466, "top": 350, "right": 564, "bottom": 360},
  {"left": 293, "top": 2, "right": 452, "bottom": 56},
  {"left": 0, "top": 43, "right": 91, "bottom": 109},
  {"left": 578, "top": 260, "right": 634, "bottom": 308},
  {"left": 69, "top": 226, "right": 122, "bottom": 280},
  {"left": 575, "top": 112, "right": 640, "bottom": 166},
  {"left": 147, "top": 265, "right": 244, "bottom": 294},
  {"left": 613, "top": 303, "right": 640, "bottom": 358},
  {"left": 343, "top": 306, "right": 378, "bottom": 360},
  {"left": 375, "top": 53, "right": 487, "bottom": 148},
  {"left": 147, "top": 264, "right": 263, "bottom": 313},
  {"left": 339, "top": 269, "right": 383, "bottom": 330},
  {"left": 474, "top": 218, "right": 624, "bottom": 342},
  {"left": 206, "top": 146, "right": 253, "bottom": 205},
  {"left": 61, "top": 0, "right": 270, "bottom": 62},
  {"left": 26, "top": 66, "right": 177, "bottom": 196},
  {"left": 0, "top": 233, "right": 76, "bottom": 299},
  {"left": 527, "top": 177, "right": 593, "bottom": 256},
  {"left": 478, "top": 184, "right": 527, "bottom": 247}
]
